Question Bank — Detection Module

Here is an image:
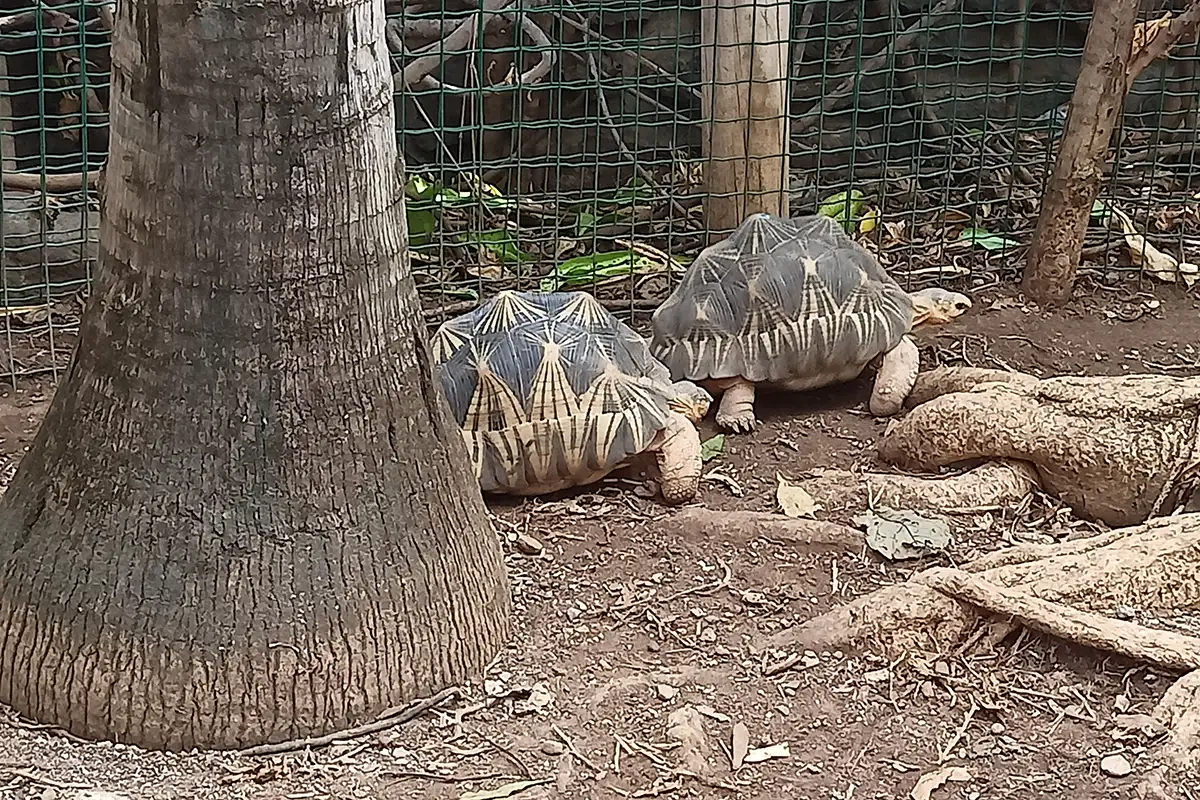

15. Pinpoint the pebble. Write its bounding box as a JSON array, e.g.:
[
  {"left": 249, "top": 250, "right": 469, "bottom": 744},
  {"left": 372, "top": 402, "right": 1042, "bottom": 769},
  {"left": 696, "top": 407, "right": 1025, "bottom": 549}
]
[
  {"left": 514, "top": 533, "right": 544, "bottom": 555},
  {"left": 540, "top": 739, "right": 565, "bottom": 756},
  {"left": 656, "top": 684, "right": 680, "bottom": 701},
  {"left": 1100, "top": 753, "right": 1133, "bottom": 777},
  {"left": 990, "top": 722, "right": 1005, "bottom": 735}
]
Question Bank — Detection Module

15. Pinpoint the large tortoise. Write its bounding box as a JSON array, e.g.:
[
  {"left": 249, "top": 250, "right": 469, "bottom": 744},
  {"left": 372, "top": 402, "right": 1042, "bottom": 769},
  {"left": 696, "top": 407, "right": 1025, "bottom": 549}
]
[
  {"left": 649, "top": 213, "right": 972, "bottom": 432},
  {"left": 432, "top": 290, "right": 713, "bottom": 504}
]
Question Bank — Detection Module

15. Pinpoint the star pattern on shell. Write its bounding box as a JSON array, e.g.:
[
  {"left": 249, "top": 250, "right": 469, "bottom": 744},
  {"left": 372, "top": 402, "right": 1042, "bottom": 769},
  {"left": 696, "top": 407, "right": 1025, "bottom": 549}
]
[
  {"left": 649, "top": 213, "right": 915, "bottom": 385},
  {"left": 432, "top": 290, "right": 677, "bottom": 494}
]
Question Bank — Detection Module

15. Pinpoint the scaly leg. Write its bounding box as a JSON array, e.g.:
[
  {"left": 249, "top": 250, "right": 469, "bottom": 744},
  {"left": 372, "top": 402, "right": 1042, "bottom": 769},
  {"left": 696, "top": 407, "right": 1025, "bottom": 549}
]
[
  {"left": 870, "top": 335, "right": 920, "bottom": 417},
  {"left": 712, "top": 378, "right": 757, "bottom": 432},
  {"left": 654, "top": 412, "right": 702, "bottom": 505}
]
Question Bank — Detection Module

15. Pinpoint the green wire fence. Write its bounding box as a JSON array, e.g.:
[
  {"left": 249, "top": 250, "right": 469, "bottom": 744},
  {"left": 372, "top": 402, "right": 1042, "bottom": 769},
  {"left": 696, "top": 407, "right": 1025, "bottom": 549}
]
[{"left": 1, "top": 0, "right": 1199, "bottom": 387}]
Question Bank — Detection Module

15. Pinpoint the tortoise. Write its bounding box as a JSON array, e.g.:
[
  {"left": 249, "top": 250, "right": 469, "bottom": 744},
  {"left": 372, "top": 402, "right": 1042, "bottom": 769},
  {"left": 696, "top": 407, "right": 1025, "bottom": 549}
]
[
  {"left": 649, "top": 213, "right": 972, "bottom": 432},
  {"left": 431, "top": 289, "right": 713, "bottom": 504}
]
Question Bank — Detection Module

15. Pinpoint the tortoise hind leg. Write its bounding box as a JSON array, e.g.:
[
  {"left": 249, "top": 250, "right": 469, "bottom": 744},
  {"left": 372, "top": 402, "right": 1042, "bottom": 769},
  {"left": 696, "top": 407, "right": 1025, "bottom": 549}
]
[
  {"left": 655, "top": 412, "right": 702, "bottom": 505},
  {"left": 713, "top": 378, "right": 757, "bottom": 432},
  {"left": 870, "top": 335, "right": 919, "bottom": 417}
]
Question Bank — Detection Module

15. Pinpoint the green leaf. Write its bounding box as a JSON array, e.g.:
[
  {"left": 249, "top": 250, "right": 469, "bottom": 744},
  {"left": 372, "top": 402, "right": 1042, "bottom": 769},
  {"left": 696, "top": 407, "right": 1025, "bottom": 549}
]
[
  {"left": 575, "top": 210, "right": 599, "bottom": 238},
  {"left": 1091, "top": 199, "right": 1112, "bottom": 221},
  {"left": 700, "top": 434, "right": 725, "bottom": 462},
  {"left": 540, "top": 250, "right": 656, "bottom": 292},
  {"left": 571, "top": 178, "right": 655, "bottom": 237},
  {"left": 957, "top": 226, "right": 1018, "bottom": 251},
  {"left": 406, "top": 207, "right": 437, "bottom": 245},
  {"left": 817, "top": 189, "right": 866, "bottom": 232},
  {"left": 435, "top": 286, "right": 479, "bottom": 301},
  {"left": 460, "top": 230, "right": 531, "bottom": 265}
]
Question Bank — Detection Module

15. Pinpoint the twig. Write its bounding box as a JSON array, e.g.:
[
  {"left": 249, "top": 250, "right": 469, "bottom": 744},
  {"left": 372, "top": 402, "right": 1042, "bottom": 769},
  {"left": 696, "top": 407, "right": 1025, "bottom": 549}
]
[
  {"left": 581, "top": 45, "right": 690, "bottom": 223},
  {"left": 480, "top": 733, "right": 534, "bottom": 779},
  {"left": 3, "top": 170, "right": 101, "bottom": 192},
  {"left": 1127, "top": 3, "right": 1200, "bottom": 82},
  {"left": 386, "top": 769, "right": 506, "bottom": 783},
  {"left": 793, "top": 0, "right": 964, "bottom": 135},
  {"left": 1, "top": 767, "right": 90, "bottom": 790},
  {"left": 937, "top": 696, "right": 978, "bottom": 763},
  {"left": 551, "top": 724, "right": 604, "bottom": 775},
  {"left": 238, "top": 687, "right": 460, "bottom": 757}
]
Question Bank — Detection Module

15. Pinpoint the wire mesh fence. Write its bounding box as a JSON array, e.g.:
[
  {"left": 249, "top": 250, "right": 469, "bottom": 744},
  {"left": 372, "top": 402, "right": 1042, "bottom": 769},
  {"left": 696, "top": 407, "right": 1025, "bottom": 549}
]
[{"left": 1, "top": 0, "right": 1199, "bottom": 387}]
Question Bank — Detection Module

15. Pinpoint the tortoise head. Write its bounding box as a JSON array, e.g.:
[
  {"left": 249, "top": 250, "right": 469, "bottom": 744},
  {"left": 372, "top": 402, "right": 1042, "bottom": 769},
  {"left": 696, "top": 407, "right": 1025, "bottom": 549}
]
[
  {"left": 667, "top": 380, "right": 713, "bottom": 424},
  {"left": 909, "top": 287, "right": 972, "bottom": 329}
]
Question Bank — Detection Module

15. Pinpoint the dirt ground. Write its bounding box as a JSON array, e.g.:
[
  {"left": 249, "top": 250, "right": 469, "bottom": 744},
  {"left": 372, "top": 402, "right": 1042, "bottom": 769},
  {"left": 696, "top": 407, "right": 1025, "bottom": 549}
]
[{"left": 1, "top": 278, "right": 1199, "bottom": 800}]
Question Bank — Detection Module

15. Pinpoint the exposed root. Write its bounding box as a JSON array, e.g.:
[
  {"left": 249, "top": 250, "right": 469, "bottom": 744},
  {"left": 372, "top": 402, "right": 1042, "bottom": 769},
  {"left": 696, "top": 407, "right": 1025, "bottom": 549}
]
[
  {"left": 760, "top": 584, "right": 974, "bottom": 654},
  {"left": 762, "top": 512, "right": 1200, "bottom": 771},
  {"left": 864, "top": 460, "right": 1038, "bottom": 512},
  {"left": 916, "top": 566, "right": 1200, "bottom": 671},
  {"left": 669, "top": 508, "right": 864, "bottom": 550},
  {"left": 905, "top": 366, "right": 1037, "bottom": 408},
  {"left": 1152, "top": 668, "right": 1200, "bottom": 774},
  {"left": 879, "top": 371, "right": 1200, "bottom": 527}
]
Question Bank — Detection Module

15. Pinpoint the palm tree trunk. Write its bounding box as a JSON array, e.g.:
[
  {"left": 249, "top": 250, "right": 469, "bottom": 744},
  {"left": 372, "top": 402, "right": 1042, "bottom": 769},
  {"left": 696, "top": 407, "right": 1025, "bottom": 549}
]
[{"left": 0, "top": 0, "right": 510, "bottom": 750}]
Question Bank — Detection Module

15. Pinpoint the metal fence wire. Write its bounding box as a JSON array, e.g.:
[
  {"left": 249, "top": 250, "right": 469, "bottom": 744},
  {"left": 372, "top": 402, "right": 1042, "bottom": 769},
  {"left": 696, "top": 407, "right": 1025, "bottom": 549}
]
[{"left": 1, "top": 0, "right": 1199, "bottom": 386}]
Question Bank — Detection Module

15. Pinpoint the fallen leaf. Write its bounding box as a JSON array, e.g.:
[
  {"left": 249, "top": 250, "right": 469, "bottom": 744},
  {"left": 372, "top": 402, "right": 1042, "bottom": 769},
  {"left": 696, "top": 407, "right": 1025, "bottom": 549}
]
[
  {"left": 909, "top": 766, "right": 972, "bottom": 800},
  {"left": 731, "top": 722, "right": 750, "bottom": 770},
  {"left": 776, "top": 473, "right": 819, "bottom": 518},
  {"left": 1103, "top": 203, "right": 1198, "bottom": 287},
  {"left": 743, "top": 742, "right": 790, "bottom": 763},
  {"left": 855, "top": 507, "right": 951, "bottom": 561},
  {"left": 701, "top": 434, "right": 725, "bottom": 462},
  {"left": 696, "top": 705, "right": 731, "bottom": 724},
  {"left": 460, "top": 778, "right": 553, "bottom": 800}
]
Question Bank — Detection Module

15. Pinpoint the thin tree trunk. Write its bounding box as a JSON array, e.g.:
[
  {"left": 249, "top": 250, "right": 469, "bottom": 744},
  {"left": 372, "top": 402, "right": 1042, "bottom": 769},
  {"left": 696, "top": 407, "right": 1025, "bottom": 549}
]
[
  {"left": 0, "top": 0, "right": 510, "bottom": 751},
  {"left": 1023, "top": 0, "right": 1200, "bottom": 305},
  {"left": 1022, "top": 0, "right": 1139, "bottom": 306}
]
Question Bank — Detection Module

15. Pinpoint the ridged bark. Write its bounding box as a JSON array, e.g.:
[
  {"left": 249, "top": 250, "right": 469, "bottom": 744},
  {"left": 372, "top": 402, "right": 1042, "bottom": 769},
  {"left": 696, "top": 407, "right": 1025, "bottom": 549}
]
[{"left": 0, "top": 0, "right": 510, "bottom": 750}]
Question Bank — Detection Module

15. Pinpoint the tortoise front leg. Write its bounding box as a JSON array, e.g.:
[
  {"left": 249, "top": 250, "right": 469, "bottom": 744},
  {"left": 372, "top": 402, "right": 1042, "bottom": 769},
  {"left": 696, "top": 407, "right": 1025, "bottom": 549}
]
[
  {"left": 870, "top": 335, "right": 920, "bottom": 417},
  {"left": 655, "top": 412, "right": 702, "bottom": 505},
  {"left": 711, "top": 377, "right": 757, "bottom": 432}
]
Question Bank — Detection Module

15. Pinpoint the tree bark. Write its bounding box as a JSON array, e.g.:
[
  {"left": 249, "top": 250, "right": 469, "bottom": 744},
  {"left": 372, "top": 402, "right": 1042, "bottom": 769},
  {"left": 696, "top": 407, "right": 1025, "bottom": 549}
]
[
  {"left": 1022, "top": 0, "right": 1140, "bottom": 306},
  {"left": 0, "top": 0, "right": 511, "bottom": 751}
]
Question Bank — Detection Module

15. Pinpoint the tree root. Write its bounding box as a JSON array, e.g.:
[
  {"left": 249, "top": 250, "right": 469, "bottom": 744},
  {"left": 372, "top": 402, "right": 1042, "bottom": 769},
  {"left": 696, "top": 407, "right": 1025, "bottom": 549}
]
[
  {"left": 864, "top": 460, "right": 1038, "bottom": 512},
  {"left": 760, "top": 512, "right": 1200, "bottom": 772},
  {"left": 904, "top": 366, "right": 1037, "bottom": 409},
  {"left": 879, "top": 370, "right": 1200, "bottom": 527},
  {"left": 669, "top": 509, "right": 863, "bottom": 550}
]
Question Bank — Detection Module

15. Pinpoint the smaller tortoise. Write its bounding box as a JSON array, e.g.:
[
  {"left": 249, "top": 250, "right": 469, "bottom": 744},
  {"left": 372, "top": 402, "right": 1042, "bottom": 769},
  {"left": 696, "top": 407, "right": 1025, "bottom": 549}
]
[
  {"left": 649, "top": 213, "right": 972, "bottom": 432},
  {"left": 432, "top": 290, "right": 713, "bottom": 504}
]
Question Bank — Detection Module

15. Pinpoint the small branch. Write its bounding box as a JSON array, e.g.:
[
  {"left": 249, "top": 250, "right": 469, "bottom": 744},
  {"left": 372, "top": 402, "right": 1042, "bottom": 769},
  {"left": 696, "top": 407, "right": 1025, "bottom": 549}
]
[
  {"left": 3, "top": 170, "right": 102, "bottom": 192},
  {"left": 793, "top": 0, "right": 962, "bottom": 136},
  {"left": 1127, "top": 2, "right": 1200, "bottom": 82},
  {"left": 238, "top": 687, "right": 459, "bottom": 757}
]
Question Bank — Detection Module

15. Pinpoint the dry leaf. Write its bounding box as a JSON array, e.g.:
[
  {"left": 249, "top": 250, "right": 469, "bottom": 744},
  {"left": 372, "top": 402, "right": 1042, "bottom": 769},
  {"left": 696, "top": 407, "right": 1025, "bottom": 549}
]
[
  {"left": 1131, "top": 13, "right": 1174, "bottom": 61},
  {"left": 909, "top": 766, "right": 973, "bottom": 800},
  {"left": 460, "top": 778, "right": 552, "bottom": 800},
  {"left": 1105, "top": 203, "right": 1198, "bottom": 287},
  {"left": 743, "top": 742, "right": 790, "bottom": 763},
  {"left": 776, "top": 473, "right": 818, "bottom": 518},
  {"left": 731, "top": 721, "right": 750, "bottom": 770}
]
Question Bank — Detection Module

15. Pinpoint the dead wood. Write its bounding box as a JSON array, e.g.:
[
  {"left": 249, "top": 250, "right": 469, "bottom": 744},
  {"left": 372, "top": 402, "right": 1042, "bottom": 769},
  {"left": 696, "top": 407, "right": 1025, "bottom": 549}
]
[
  {"left": 904, "top": 366, "right": 1037, "bottom": 409},
  {"left": 1153, "top": 668, "right": 1200, "bottom": 774},
  {"left": 864, "top": 460, "right": 1038, "bottom": 513},
  {"left": 877, "top": 372, "right": 1200, "bottom": 527},
  {"left": 917, "top": 567, "right": 1200, "bottom": 671},
  {"left": 669, "top": 508, "right": 864, "bottom": 550},
  {"left": 1127, "top": 3, "right": 1200, "bottom": 83}
]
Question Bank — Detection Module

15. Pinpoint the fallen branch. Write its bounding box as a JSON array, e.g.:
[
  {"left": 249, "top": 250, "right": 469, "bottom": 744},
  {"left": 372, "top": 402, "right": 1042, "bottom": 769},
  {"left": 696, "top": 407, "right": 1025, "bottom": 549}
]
[
  {"left": 3, "top": 170, "right": 102, "bottom": 192},
  {"left": 666, "top": 508, "right": 865, "bottom": 550}
]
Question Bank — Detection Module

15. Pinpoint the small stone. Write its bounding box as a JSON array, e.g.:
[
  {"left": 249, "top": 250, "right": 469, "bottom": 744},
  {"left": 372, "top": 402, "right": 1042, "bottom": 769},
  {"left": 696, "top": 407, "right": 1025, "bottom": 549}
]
[
  {"left": 565, "top": 607, "right": 582, "bottom": 621},
  {"left": 656, "top": 684, "right": 680, "bottom": 701},
  {"left": 1100, "top": 753, "right": 1133, "bottom": 777},
  {"left": 990, "top": 722, "right": 1005, "bottom": 735},
  {"left": 540, "top": 739, "right": 565, "bottom": 756},
  {"left": 699, "top": 627, "right": 717, "bottom": 643},
  {"left": 514, "top": 533, "right": 544, "bottom": 555}
]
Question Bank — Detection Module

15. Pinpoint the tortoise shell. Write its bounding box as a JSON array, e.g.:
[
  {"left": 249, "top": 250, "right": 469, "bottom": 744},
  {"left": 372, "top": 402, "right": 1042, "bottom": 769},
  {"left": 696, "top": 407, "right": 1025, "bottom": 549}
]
[
  {"left": 432, "top": 290, "right": 680, "bottom": 494},
  {"left": 649, "top": 213, "right": 915, "bottom": 384}
]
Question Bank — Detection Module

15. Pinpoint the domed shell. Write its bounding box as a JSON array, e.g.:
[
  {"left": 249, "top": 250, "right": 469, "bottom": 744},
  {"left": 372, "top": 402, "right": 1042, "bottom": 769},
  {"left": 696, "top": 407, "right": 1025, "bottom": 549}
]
[
  {"left": 650, "top": 213, "right": 915, "bottom": 384},
  {"left": 432, "top": 290, "right": 679, "bottom": 494}
]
